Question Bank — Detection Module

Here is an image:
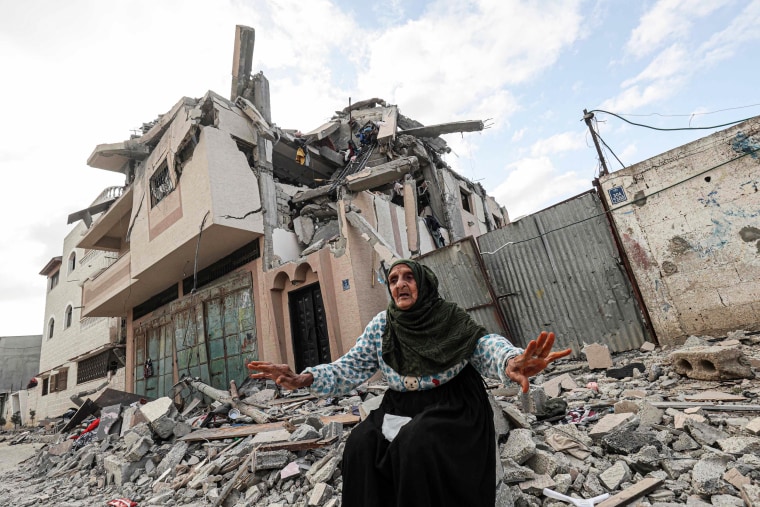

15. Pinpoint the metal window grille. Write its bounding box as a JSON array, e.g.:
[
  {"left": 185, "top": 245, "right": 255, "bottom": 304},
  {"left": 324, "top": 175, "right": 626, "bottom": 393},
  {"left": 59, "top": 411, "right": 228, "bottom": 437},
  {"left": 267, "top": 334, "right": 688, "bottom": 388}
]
[
  {"left": 77, "top": 352, "right": 110, "bottom": 384},
  {"left": 150, "top": 162, "right": 174, "bottom": 207}
]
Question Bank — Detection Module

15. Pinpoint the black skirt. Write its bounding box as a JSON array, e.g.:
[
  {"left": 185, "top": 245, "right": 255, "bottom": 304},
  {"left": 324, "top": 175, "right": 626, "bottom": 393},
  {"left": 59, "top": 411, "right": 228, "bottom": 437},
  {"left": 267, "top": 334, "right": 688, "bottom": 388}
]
[{"left": 341, "top": 364, "right": 496, "bottom": 507}]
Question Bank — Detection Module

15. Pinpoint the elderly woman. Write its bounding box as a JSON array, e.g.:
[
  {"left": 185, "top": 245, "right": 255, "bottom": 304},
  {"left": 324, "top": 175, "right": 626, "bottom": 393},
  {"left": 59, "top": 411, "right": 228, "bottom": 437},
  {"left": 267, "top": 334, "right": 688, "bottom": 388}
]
[{"left": 248, "top": 259, "right": 571, "bottom": 507}]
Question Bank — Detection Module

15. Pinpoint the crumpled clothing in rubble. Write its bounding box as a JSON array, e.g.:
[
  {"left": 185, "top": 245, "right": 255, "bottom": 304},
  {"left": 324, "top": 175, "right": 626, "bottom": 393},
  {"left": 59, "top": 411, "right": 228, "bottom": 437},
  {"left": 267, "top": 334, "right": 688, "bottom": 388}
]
[
  {"left": 72, "top": 430, "right": 97, "bottom": 450},
  {"left": 563, "top": 407, "right": 601, "bottom": 425},
  {"left": 545, "top": 432, "right": 591, "bottom": 460}
]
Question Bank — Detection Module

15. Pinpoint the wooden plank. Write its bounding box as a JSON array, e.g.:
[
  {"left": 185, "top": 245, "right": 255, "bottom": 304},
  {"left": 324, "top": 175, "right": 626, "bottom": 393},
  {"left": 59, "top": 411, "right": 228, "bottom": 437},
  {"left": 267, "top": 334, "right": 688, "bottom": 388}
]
[
  {"left": 650, "top": 402, "right": 760, "bottom": 411},
  {"left": 321, "top": 413, "right": 361, "bottom": 425},
  {"left": 683, "top": 391, "right": 746, "bottom": 402},
  {"left": 178, "top": 422, "right": 287, "bottom": 442},
  {"left": 597, "top": 477, "right": 663, "bottom": 507},
  {"left": 258, "top": 438, "right": 324, "bottom": 452}
]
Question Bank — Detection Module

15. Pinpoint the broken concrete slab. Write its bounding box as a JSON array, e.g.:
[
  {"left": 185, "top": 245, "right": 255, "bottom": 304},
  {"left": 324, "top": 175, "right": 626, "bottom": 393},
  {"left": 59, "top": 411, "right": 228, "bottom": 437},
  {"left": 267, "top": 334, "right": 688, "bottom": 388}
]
[
  {"left": 541, "top": 373, "right": 578, "bottom": 398},
  {"left": 583, "top": 343, "right": 613, "bottom": 370},
  {"left": 588, "top": 413, "right": 637, "bottom": 440}
]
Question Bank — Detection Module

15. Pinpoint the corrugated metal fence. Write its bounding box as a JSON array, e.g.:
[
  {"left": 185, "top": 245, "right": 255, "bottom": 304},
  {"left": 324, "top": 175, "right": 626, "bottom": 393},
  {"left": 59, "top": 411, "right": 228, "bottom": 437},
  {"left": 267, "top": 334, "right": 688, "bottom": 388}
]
[
  {"left": 417, "top": 237, "right": 510, "bottom": 339},
  {"left": 477, "top": 191, "right": 650, "bottom": 354}
]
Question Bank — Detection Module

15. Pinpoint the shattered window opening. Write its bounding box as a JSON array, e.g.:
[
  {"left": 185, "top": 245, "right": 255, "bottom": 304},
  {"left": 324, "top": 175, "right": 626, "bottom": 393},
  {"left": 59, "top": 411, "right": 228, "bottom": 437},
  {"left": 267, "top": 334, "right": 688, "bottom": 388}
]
[
  {"left": 64, "top": 305, "right": 73, "bottom": 329},
  {"left": 460, "top": 187, "right": 472, "bottom": 213},
  {"left": 234, "top": 137, "right": 256, "bottom": 168},
  {"left": 47, "top": 317, "right": 55, "bottom": 339},
  {"left": 68, "top": 252, "right": 76, "bottom": 273},
  {"left": 175, "top": 131, "right": 197, "bottom": 180},
  {"left": 41, "top": 377, "right": 49, "bottom": 396},
  {"left": 150, "top": 160, "right": 174, "bottom": 207}
]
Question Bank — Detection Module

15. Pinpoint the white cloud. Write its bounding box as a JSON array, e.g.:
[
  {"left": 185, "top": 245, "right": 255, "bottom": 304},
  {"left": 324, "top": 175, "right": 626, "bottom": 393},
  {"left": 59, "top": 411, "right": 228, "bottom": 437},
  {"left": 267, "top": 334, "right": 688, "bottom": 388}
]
[
  {"left": 699, "top": 1, "right": 760, "bottom": 64},
  {"left": 490, "top": 156, "right": 591, "bottom": 218},
  {"left": 512, "top": 128, "right": 528, "bottom": 142},
  {"left": 530, "top": 131, "right": 586, "bottom": 157},
  {"left": 355, "top": 0, "right": 584, "bottom": 124},
  {"left": 625, "top": 0, "right": 732, "bottom": 58}
]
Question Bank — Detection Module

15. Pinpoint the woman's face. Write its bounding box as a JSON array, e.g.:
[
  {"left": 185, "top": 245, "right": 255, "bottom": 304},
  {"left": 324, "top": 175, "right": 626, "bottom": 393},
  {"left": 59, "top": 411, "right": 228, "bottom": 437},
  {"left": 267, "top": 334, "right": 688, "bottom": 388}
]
[{"left": 389, "top": 263, "right": 419, "bottom": 310}]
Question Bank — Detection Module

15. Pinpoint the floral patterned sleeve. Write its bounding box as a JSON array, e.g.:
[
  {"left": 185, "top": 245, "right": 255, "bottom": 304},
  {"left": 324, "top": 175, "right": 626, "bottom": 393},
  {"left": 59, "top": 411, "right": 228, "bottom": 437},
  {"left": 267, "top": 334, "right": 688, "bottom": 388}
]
[
  {"left": 469, "top": 334, "right": 523, "bottom": 386},
  {"left": 302, "top": 313, "right": 384, "bottom": 397}
]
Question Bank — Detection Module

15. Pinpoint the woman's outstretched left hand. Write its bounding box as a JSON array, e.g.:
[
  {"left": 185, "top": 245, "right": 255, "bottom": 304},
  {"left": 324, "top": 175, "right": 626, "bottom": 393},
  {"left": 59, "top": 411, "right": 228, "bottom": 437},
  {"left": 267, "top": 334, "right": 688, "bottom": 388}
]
[{"left": 505, "top": 331, "right": 572, "bottom": 393}]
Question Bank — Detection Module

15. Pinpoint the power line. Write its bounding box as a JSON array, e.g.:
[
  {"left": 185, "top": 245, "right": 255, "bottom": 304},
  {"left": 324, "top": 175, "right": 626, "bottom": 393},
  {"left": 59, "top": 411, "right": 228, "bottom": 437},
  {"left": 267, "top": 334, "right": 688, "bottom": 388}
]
[
  {"left": 589, "top": 109, "right": 755, "bottom": 131},
  {"left": 610, "top": 103, "right": 760, "bottom": 118}
]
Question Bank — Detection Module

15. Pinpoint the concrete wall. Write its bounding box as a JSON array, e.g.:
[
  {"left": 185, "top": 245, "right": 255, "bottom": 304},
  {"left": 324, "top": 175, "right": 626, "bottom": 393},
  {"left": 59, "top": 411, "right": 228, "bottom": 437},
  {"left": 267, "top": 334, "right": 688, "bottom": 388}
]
[
  {"left": 599, "top": 117, "right": 760, "bottom": 346},
  {"left": 0, "top": 335, "right": 42, "bottom": 393},
  {"left": 37, "top": 220, "right": 125, "bottom": 420}
]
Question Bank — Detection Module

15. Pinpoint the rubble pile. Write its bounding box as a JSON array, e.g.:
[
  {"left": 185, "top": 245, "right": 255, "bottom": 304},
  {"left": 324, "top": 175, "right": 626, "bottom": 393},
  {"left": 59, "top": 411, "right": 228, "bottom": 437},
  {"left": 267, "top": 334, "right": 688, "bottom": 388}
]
[{"left": 1, "top": 331, "right": 759, "bottom": 507}]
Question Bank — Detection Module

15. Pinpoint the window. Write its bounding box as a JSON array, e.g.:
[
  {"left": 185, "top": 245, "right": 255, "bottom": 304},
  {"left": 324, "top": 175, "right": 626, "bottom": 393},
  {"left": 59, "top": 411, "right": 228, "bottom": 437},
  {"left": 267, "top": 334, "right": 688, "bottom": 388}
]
[
  {"left": 47, "top": 318, "right": 55, "bottom": 339},
  {"left": 77, "top": 350, "right": 119, "bottom": 384},
  {"left": 65, "top": 305, "right": 73, "bottom": 329},
  {"left": 150, "top": 160, "right": 174, "bottom": 207},
  {"left": 68, "top": 252, "right": 76, "bottom": 273},
  {"left": 460, "top": 188, "right": 472, "bottom": 213},
  {"left": 42, "top": 368, "right": 69, "bottom": 395},
  {"left": 49, "top": 271, "right": 59, "bottom": 291}
]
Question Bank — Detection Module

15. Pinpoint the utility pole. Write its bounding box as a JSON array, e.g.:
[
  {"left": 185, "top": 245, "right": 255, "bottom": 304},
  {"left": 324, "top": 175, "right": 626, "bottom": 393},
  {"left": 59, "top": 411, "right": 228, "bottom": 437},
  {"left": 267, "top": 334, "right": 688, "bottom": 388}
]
[{"left": 583, "top": 109, "right": 610, "bottom": 177}]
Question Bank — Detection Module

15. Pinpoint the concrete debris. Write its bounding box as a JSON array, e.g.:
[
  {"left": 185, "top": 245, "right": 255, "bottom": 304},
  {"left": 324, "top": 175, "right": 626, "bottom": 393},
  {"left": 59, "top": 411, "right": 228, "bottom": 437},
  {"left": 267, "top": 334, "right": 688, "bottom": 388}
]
[{"left": 0, "top": 331, "right": 758, "bottom": 506}]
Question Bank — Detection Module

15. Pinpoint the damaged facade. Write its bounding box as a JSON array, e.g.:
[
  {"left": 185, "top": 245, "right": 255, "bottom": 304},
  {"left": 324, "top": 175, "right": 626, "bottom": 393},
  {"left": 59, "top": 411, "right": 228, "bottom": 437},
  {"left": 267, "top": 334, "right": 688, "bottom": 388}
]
[
  {"left": 29, "top": 188, "right": 128, "bottom": 422},
  {"left": 597, "top": 117, "right": 760, "bottom": 347},
  {"left": 72, "top": 25, "right": 507, "bottom": 403}
]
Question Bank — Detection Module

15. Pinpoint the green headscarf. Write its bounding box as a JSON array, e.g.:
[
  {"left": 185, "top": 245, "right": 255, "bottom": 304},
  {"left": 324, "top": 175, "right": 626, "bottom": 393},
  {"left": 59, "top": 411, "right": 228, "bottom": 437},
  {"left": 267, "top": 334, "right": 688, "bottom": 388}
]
[{"left": 382, "top": 259, "right": 488, "bottom": 376}]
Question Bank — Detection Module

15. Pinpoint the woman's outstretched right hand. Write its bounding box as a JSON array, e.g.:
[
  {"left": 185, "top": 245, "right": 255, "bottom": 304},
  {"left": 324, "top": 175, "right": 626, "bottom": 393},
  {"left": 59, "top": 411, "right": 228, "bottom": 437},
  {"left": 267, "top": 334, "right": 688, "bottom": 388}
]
[{"left": 247, "top": 361, "right": 314, "bottom": 390}]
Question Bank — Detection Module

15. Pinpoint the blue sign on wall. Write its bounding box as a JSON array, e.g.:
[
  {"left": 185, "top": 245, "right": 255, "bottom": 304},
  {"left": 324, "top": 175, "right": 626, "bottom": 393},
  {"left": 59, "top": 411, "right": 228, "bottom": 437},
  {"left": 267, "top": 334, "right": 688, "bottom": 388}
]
[
  {"left": 608, "top": 186, "right": 627, "bottom": 205},
  {"left": 342, "top": 279, "right": 350, "bottom": 291}
]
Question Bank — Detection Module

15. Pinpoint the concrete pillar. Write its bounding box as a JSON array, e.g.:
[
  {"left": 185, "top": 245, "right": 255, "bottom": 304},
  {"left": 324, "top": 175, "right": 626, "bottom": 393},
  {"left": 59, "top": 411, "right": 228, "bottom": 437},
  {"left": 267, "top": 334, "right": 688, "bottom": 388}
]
[
  {"left": 252, "top": 71, "right": 271, "bottom": 124},
  {"left": 231, "top": 25, "right": 255, "bottom": 102},
  {"left": 403, "top": 177, "right": 419, "bottom": 254}
]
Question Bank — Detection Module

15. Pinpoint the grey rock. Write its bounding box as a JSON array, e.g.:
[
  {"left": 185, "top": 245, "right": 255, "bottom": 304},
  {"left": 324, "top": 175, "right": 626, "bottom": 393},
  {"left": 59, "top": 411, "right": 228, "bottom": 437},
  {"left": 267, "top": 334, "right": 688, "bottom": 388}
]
[
  {"left": 502, "top": 428, "right": 536, "bottom": 465},
  {"left": 599, "top": 460, "right": 631, "bottom": 490}
]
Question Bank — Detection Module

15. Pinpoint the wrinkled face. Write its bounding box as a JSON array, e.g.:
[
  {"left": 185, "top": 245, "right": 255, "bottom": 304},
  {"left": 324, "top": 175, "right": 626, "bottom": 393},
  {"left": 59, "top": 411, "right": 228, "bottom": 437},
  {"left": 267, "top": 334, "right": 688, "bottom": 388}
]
[{"left": 389, "top": 263, "right": 418, "bottom": 311}]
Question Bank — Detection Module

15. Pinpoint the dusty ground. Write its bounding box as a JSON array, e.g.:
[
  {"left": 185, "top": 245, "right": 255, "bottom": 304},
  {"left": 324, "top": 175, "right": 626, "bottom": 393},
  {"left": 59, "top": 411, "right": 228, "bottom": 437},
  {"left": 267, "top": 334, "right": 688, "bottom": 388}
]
[{"left": 0, "top": 441, "right": 43, "bottom": 475}]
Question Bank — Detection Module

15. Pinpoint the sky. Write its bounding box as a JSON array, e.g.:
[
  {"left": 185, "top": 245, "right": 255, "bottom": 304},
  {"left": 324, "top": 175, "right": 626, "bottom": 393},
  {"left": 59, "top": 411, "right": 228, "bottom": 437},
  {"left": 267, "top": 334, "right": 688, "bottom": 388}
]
[{"left": 1, "top": 0, "right": 759, "bottom": 336}]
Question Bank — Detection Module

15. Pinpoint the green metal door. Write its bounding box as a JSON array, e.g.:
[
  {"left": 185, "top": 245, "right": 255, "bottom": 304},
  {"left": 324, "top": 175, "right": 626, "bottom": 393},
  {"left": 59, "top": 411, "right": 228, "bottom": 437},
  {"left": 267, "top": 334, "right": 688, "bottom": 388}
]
[{"left": 204, "top": 286, "right": 257, "bottom": 390}]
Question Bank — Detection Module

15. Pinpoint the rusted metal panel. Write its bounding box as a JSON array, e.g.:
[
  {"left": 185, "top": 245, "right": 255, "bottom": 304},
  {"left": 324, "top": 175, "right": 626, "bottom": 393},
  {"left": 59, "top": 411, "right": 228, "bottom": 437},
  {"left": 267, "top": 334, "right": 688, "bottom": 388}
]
[
  {"left": 478, "top": 191, "right": 649, "bottom": 354},
  {"left": 417, "top": 237, "right": 509, "bottom": 337}
]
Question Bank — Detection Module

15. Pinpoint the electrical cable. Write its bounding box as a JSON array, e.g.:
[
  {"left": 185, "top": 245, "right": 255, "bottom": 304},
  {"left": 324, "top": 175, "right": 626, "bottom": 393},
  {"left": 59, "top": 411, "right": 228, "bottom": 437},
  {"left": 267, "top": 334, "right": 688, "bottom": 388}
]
[
  {"left": 191, "top": 211, "right": 211, "bottom": 294},
  {"left": 588, "top": 109, "right": 755, "bottom": 132},
  {"left": 594, "top": 130, "right": 626, "bottom": 170},
  {"left": 481, "top": 147, "right": 758, "bottom": 255},
  {"left": 610, "top": 103, "right": 760, "bottom": 118}
]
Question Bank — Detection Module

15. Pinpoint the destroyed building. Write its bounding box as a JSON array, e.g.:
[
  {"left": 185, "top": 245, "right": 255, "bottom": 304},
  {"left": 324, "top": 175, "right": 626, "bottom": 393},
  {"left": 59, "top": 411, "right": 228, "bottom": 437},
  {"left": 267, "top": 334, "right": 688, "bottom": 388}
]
[{"left": 70, "top": 26, "right": 507, "bottom": 402}]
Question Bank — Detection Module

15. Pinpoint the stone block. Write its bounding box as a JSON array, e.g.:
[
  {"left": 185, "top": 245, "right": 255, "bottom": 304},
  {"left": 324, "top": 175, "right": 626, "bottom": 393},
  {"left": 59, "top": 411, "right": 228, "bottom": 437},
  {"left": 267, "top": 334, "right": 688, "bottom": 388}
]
[
  {"left": 614, "top": 400, "right": 639, "bottom": 414},
  {"left": 621, "top": 389, "right": 647, "bottom": 398},
  {"left": 583, "top": 343, "right": 613, "bottom": 370},
  {"left": 252, "top": 429, "right": 291, "bottom": 445},
  {"left": 674, "top": 411, "right": 706, "bottom": 430},
  {"left": 137, "top": 397, "right": 179, "bottom": 439},
  {"left": 124, "top": 435, "right": 153, "bottom": 462},
  {"left": 320, "top": 421, "right": 343, "bottom": 441},
  {"left": 501, "top": 428, "right": 535, "bottom": 465},
  {"left": 518, "top": 474, "right": 555, "bottom": 495},
  {"left": 599, "top": 460, "right": 631, "bottom": 490},
  {"left": 640, "top": 341, "right": 656, "bottom": 352},
  {"left": 741, "top": 483, "right": 760, "bottom": 507},
  {"left": 685, "top": 419, "right": 728, "bottom": 446},
  {"left": 289, "top": 424, "right": 321, "bottom": 441},
  {"left": 157, "top": 441, "right": 189, "bottom": 476},
  {"left": 524, "top": 449, "right": 558, "bottom": 476},
  {"left": 716, "top": 436, "right": 760, "bottom": 455},
  {"left": 745, "top": 417, "right": 760, "bottom": 435},
  {"left": 722, "top": 468, "right": 750, "bottom": 489},
  {"left": 293, "top": 216, "right": 315, "bottom": 245},
  {"left": 307, "top": 456, "right": 339, "bottom": 485},
  {"left": 255, "top": 450, "right": 289, "bottom": 470},
  {"left": 669, "top": 346, "right": 754, "bottom": 380},
  {"left": 637, "top": 401, "right": 664, "bottom": 427},
  {"left": 541, "top": 373, "right": 578, "bottom": 398},
  {"left": 308, "top": 482, "right": 334, "bottom": 506},
  {"left": 588, "top": 413, "right": 636, "bottom": 440},
  {"left": 104, "top": 454, "right": 146, "bottom": 487}
]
